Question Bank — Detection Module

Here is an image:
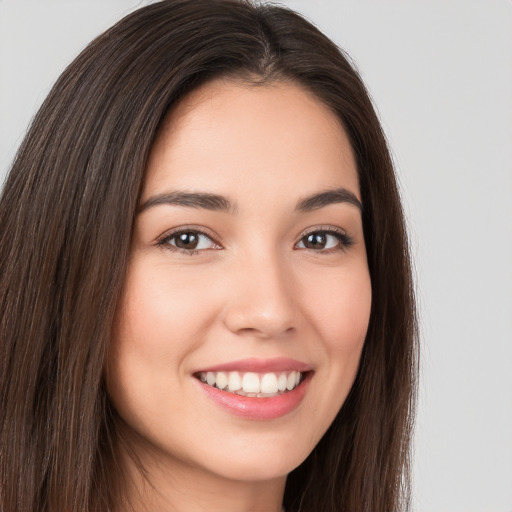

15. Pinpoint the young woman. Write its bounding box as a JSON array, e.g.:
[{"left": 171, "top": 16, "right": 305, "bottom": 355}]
[{"left": 0, "top": 1, "right": 418, "bottom": 511}]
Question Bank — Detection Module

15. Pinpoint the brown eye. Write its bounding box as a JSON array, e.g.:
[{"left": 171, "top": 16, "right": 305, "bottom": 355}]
[
  {"left": 159, "top": 230, "right": 220, "bottom": 252},
  {"left": 174, "top": 232, "right": 200, "bottom": 249},
  {"left": 296, "top": 230, "right": 353, "bottom": 252},
  {"left": 303, "top": 233, "right": 328, "bottom": 249}
]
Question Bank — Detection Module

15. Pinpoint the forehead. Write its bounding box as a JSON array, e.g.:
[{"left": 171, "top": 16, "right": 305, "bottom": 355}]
[{"left": 143, "top": 79, "right": 360, "bottom": 206}]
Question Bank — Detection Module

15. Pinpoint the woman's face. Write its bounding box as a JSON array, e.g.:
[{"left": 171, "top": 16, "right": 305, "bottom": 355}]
[{"left": 108, "top": 79, "right": 372, "bottom": 484}]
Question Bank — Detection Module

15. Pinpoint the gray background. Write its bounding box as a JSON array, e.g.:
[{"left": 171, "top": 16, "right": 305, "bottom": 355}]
[{"left": 1, "top": 1, "right": 511, "bottom": 511}]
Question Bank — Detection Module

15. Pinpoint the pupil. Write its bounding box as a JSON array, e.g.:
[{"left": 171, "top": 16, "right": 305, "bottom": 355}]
[
  {"left": 305, "top": 233, "right": 326, "bottom": 249},
  {"left": 175, "top": 232, "right": 198, "bottom": 249}
]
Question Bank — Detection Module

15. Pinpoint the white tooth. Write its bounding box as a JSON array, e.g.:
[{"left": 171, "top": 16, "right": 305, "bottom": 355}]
[
  {"left": 200, "top": 372, "right": 207, "bottom": 382},
  {"left": 242, "top": 372, "right": 261, "bottom": 393},
  {"left": 277, "top": 373, "right": 287, "bottom": 391},
  {"left": 286, "top": 371, "right": 296, "bottom": 391},
  {"left": 260, "top": 373, "right": 278, "bottom": 394},
  {"left": 206, "top": 372, "right": 216, "bottom": 386},
  {"left": 295, "top": 372, "right": 301, "bottom": 386},
  {"left": 228, "top": 371, "right": 242, "bottom": 391},
  {"left": 216, "top": 371, "right": 228, "bottom": 390}
]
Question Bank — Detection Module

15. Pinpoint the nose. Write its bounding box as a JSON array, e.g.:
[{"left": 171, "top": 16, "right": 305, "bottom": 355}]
[{"left": 222, "top": 252, "right": 297, "bottom": 339}]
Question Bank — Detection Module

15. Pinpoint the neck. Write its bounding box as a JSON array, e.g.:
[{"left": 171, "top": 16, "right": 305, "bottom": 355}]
[{"left": 114, "top": 436, "right": 286, "bottom": 512}]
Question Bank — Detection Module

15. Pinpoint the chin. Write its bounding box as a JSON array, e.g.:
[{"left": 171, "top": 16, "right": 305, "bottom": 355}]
[{"left": 198, "top": 436, "right": 312, "bottom": 483}]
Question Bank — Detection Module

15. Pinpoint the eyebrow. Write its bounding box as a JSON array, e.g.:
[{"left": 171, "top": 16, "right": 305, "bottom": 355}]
[
  {"left": 138, "top": 187, "right": 362, "bottom": 214},
  {"left": 138, "top": 191, "right": 236, "bottom": 214},
  {"left": 295, "top": 188, "right": 363, "bottom": 212}
]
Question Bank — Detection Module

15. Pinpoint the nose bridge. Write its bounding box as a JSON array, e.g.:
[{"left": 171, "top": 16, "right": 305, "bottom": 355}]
[{"left": 223, "top": 246, "right": 296, "bottom": 338}]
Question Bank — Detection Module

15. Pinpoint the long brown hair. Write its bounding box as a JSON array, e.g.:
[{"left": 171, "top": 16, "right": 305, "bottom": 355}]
[{"left": 0, "top": 1, "right": 418, "bottom": 510}]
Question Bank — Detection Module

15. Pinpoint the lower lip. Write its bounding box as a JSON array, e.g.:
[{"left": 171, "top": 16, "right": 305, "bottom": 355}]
[{"left": 196, "top": 373, "right": 311, "bottom": 420}]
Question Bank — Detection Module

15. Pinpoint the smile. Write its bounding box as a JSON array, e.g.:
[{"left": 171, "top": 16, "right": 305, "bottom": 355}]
[
  {"left": 194, "top": 359, "right": 312, "bottom": 420},
  {"left": 197, "top": 370, "right": 303, "bottom": 397}
]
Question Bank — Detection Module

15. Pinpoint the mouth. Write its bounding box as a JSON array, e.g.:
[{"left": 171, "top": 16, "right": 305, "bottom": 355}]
[
  {"left": 195, "top": 370, "right": 305, "bottom": 398},
  {"left": 193, "top": 358, "right": 313, "bottom": 420}
]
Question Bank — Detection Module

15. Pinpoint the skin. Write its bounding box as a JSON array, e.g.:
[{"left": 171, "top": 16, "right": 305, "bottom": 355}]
[{"left": 107, "top": 79, "right": 372, "bottom": 512}]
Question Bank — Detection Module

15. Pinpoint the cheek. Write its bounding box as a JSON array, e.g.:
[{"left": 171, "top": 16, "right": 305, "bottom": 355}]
[
  {"left": 299, "top": 260, "right": 371, "bottom": 420},
  {"left": 113, "top": 259, "right": 219, "bottom": 352},
  {"left": 107, "top": 260, "right": 220, "bottom": 410},
  {"left": 304, "top": 265, "right": 372, "bottom": 355},
  {"left": 291, "top": 262, "right": 371, "bottom": 443}
]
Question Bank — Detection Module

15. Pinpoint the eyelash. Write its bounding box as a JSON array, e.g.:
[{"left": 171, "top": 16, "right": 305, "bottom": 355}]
[{"left": 156, "top": 226, "right": 354, "bottom": 255}]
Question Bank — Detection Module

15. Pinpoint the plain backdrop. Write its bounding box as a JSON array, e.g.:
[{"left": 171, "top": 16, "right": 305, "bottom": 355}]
[{"left": 1, "top": 1, "right": 511, "bottom": 511}]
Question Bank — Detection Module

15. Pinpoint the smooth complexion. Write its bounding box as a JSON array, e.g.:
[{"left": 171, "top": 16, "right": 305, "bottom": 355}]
[{"left": 107, "top": 79, "right": 372, "bottom": 512}]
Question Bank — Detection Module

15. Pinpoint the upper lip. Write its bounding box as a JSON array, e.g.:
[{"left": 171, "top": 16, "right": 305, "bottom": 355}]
[{"left": 195, "top": 357, "right": 313, "bottom": 374}]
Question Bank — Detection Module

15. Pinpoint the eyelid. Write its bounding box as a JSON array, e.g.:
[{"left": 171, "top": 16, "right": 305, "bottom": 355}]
[{"left": 298, "top": 225, "right": 348, "bottom": 238}]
